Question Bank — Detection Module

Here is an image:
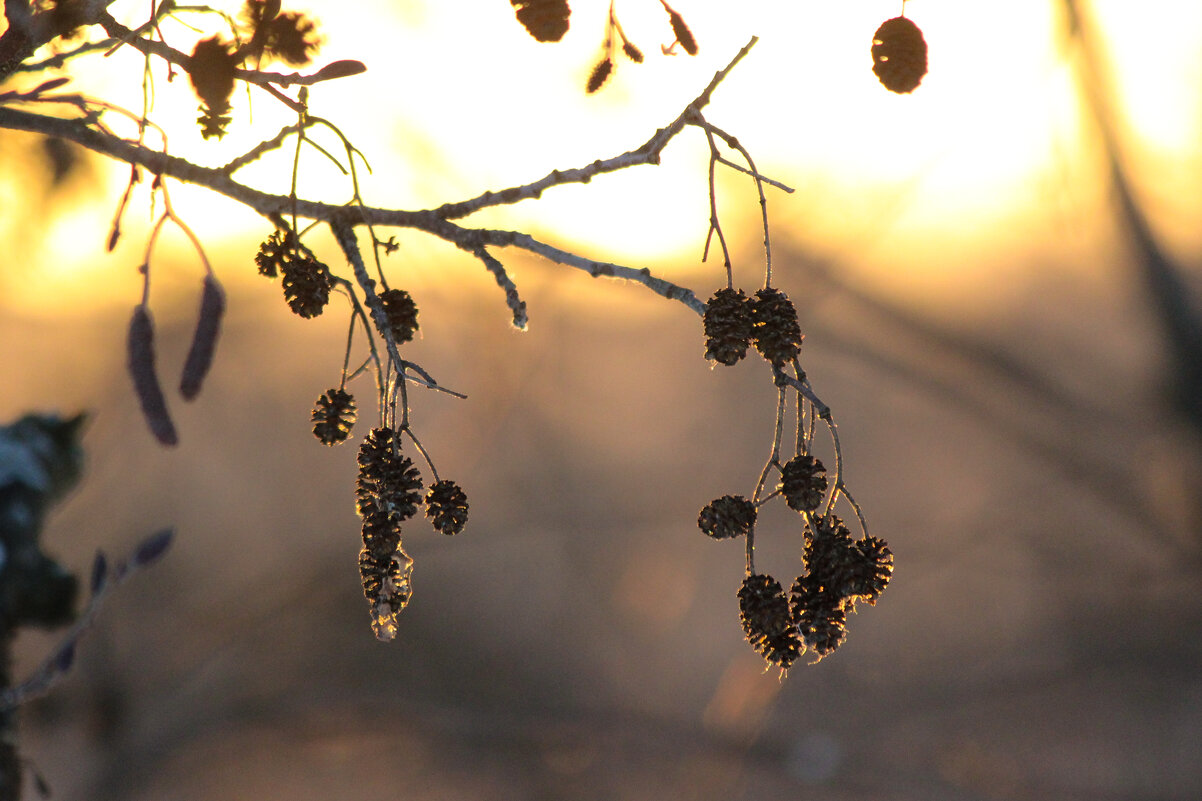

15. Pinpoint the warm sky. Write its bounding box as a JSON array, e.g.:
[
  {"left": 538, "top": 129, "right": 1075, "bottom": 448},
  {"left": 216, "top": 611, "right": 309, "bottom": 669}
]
[{"left": 3, "top": 0, "right": 1201, "bottom": 314}]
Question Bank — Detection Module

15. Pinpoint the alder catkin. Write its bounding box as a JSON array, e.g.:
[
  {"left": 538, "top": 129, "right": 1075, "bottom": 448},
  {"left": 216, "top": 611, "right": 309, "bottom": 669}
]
[
  {"left": 586, "top": 57, "right": 613, "bottom": 94},
  {"left": 179, "top": 274, "right": 226, "bottom": 400},
  {"left": 662, "top": 2, "right": 697, "bottom": 55},
  {"left": 127, "top": 305, "right": 178, "bottom": 446}
]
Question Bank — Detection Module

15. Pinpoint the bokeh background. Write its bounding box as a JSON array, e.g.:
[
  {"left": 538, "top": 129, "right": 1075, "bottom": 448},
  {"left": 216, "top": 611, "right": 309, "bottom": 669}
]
[{"left": 3, "top": 0, "right": 1202, "bottom": 799}]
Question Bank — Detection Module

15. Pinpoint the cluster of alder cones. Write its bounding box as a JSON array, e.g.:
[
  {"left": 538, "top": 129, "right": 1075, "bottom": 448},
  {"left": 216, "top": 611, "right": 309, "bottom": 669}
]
[
  {"left": 700, "top": 286, "right": 893, "bottom": 668},
  {"left": 254, "top": 228, "right": 468, "bottom": 640}
]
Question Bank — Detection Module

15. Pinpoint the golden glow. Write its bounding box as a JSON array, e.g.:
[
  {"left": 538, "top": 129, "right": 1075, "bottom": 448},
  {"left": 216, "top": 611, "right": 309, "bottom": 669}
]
[{"left": 3, "top": 0, "right": 1202, "bottom": 313}]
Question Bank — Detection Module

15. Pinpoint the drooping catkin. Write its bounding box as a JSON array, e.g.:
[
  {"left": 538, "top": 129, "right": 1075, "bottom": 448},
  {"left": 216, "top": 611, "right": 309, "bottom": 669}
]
[
  {"left": 127, "top": 305, "right": 178, "bottom": 446},
  {"left": 586, "top": 57, "right": 613, "bottom": 93},
  {"left": 661, "top": 1, "right": 697, "bottom": 55},
  {"left": 179, "top": 274, "right": 226, "bottom": 400}
]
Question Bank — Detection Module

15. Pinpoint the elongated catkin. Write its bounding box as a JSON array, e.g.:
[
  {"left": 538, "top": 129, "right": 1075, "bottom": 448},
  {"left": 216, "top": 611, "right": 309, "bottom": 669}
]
[{"left": 127, "top": 305, "right": 178, "bottom": 446}]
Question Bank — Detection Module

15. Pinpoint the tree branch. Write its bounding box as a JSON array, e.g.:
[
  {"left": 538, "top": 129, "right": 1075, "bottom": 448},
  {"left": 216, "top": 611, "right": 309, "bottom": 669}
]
[{"left": 1, "top": 37, "right": 760, "bottom": 315}]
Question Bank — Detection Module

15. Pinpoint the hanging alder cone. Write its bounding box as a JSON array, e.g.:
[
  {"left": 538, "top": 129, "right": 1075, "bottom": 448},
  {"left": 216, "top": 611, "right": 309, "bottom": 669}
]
[
  {"left": 790, "top": 575, "right": 847, "bottom": 658},
  {"left": 697, "top": 494, "right": 756, "bottom": 540},
  {"left": 871, "top": 16, "right": 928, "bottom": 94},
  {"left": 359, "top": 545, "right": 412, "bottom": 642},
  {"left": 750, "top": 287, "right": 803, "bottom": 366},
  {"left": 738, "top": 573, "right": 803, "bottom": 669},
  {"left": 779, "top": 454, "right": 828, "bottom": 513},
  {"left": 311, "top": 388, "right": 357, "bottom": 445},
  {"left": 360, "top": 508, "right": 401, "bottom": 557},
  {"left": 188, "top": 36, "right": 239, "bottom": 139},
  {"left": 849, "top": 536, "right": 893, "bottom": 605},
  {"left": 803, "top": 513, "right": 860, "bottom": 597},
  {"left": 280, "top": 253, "right": 331, "bottom": 318},
  {"left": 355, "top": 427, "right": 423, "bottom": 521},
  {"left": 703, "top": 288, "right": 753, "bottom": 365},
  {"left": 377, "top": 288, "right": 419, "bottom": 344},
  {"left": 425, "top": 479, "right": 469, "bottom": 535},
  {"left": 255, "top": 229, "right": 292, "bottom": 277}
]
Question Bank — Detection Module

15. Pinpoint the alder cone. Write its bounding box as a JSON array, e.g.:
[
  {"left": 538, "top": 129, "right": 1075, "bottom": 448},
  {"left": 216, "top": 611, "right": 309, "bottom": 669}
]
[
  {"left": 511, "top": 0, "right": 570, "bottom": 43},
  {"left": 188, "top": 36, "right": 238, "bottom": 112},
  {"left": 850, "top": 536, "right": 893, "bottom": 604},
  {"left": 378, "top": 288, "right": 419, "bottom": 344},
  {"left": 697, "top": 494, "right": 756, "bottom": 540},
  {"left": 779, "top": 454, "right": 827, "bottom": 513},
  {"left": 280, "top": 254, "right": 331, "bottom": 318},
  {"left": 871, "top": 16, "right": 928, "bottom": 94},
  {"left": 738, "top": 573, "right": 803, "bottom": 668},
  {"left": 790, "top": 576, "right": 847, "bottom": 657},
  {"left": 311, "top": 388, "right": 356, "bottom": 445},
  {"left": 356, "top": 427, "right": 423, "bottom": 521},
  {"left": 703, "top": 287, "right": 753, "bottom": 365},
  {"left": 750, "top": 287, "right": 802, "bottom": 366},
  {"left": 425, "top": 479, "right": 469, "bottom": 536}
]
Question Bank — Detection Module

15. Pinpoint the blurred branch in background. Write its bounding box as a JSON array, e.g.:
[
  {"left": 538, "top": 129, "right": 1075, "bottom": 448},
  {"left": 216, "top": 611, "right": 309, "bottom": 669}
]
[{"left": 1062, "top": 1, "right": 1202, "bottom": 437}]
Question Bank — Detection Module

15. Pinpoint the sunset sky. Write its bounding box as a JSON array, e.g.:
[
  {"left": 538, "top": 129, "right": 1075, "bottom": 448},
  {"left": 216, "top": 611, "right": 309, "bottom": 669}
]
[{"left": 2, "top": 0, "right": 1201, "bottom": 313}]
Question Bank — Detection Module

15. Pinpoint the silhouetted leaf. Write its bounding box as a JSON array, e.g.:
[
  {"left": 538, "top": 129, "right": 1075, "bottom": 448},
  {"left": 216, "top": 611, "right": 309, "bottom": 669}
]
[{"left": 312, "top": 59, "right": 366, "bottom": 81}]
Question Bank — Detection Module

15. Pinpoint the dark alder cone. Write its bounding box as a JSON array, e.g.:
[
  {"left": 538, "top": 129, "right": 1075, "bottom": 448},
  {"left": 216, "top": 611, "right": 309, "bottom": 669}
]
[
  {"left": 779, "top": 454, "right": 828, "bottom": 513},
  {"left": 697, "top": 494, "right": 756, "bottom": 540},
  {"left": 871, "top": 16, "right": 928, "bottom": 94},
  {"left": 280, "top": 253, "right": 331, "bottom": 318},
  {"left": 586, "top": 57, "right": 613, "bottom": 93},
  {"left": 804, "top": 513, "right": 859, "bottom": 596},
  {"left": 197, "top": 106, "right": 233, "bottom": 140},
  {"left": 750, "top": 287, "right": 803, "bottom": 366},
  {"left": 377, "top": 288, "right": 419, "bottom": 344},
  {"left": 360, "top": 508, "right": 401, "bottom": 557},
  {"left": 358, "top": 545, "right": 412, "bottom": 642},
  {"left": 790, "top": 575, "right": 848, "bottom": 658},
  {"left": 311, "top": 388, "right": 357, "bottom": 445},
  {"left": 425, "top": 479, "right": 469, "bottom": 535},
  {"left": 849, "top": 536, "right": 893, "bottom": 605},
  {"left": 242, "top": 1, "right": 322, "bottom": 66},
  {"left": 511, "top": 0, "right": 570, "bottom": 43},
  {"left": 188, "top": 37, "right": 238, "bottom": 139},
  {"left": 356, "top": 428, "right": 423, "bottom": 522},
  {"left": 255, "top": 230, "right": 291, "bottom": 277},
  {"left": 703, "top": 288, "right": 753, "bottom": 365},
  {"left": 738, "top": 573, "right": 802, "bottom": 668}
]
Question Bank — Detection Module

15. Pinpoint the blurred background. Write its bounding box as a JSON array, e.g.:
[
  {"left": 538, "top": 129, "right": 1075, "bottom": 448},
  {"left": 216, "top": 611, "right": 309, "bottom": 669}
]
[{"left": 3, "top": 0, "right": 1202, "bottom": 799}]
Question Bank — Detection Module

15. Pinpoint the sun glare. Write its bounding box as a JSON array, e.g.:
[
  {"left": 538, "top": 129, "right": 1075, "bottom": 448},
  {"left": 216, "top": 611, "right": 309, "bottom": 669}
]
[{"left": 4, "top": 0, "right": 1201, "bottom": 313}]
